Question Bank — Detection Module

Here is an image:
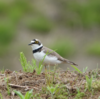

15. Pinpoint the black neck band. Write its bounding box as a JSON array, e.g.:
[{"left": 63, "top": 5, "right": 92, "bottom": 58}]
[{"left": 33, "top": 46, "right": 43, "bottom": 53}]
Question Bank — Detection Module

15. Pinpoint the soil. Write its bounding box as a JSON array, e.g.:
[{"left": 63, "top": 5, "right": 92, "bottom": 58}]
[{"left": 0, "top": 69, "right": 100, "bottom": 99}]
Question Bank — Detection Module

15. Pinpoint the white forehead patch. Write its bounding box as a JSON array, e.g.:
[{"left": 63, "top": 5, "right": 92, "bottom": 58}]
[
  {"left": 35, "top": 39, "right": 39, "bottom": 41},
  {"left": 31, "top": 41, "right": 35, "bottom": 43}
]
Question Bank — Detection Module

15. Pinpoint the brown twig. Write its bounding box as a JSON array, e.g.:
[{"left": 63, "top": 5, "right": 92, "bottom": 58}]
[{"left": 9, "top": 83, "right": 38, "bottom": 91}]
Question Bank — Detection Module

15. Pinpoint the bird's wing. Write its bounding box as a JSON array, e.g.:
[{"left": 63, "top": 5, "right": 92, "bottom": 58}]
[
  {"left": 42, "top": 46, "right": 78, "bottom": 66},
  {"left": 42, "top": 46, "right": 65, "bottom": 61}
]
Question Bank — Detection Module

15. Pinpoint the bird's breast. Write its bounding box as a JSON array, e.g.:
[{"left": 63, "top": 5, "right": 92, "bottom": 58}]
[
  {"left": 33, "top": 51, "right": 61, "bottom": 65},
  {"left": 33, "top": 51, "right": 45, "bottom": 62}
]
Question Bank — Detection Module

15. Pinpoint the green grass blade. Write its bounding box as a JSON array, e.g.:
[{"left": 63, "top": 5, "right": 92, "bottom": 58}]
[
  {"left": 25, "top": 89, "right": 33, "bottom": 99},
  {"left": 71, "top": 65, "right": 82, "bottom": 74},
  {"left": 14, "top": 90, "right": 24, "bottom": 99},
  {"left": 20, "top": 52, "right": 27, "bottom": 72},
  {"left": 83, "top": 67, "right": 88, "bottom": 73},
  {"left": 85, "top": 75, "right": 93, "bottom": 91},
  {"left": 0, "top": 93, "right": 3, "bottom": 99}
]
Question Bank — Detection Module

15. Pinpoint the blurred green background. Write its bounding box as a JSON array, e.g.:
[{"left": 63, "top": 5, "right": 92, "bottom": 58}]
[{"left": 0, "top": 0, "right": 100, "bottom": 71}]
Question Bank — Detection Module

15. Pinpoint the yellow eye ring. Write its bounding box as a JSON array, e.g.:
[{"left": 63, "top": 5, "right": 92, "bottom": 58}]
[{"left": 35, "top": 41, "right": 38, "bottom": 43}]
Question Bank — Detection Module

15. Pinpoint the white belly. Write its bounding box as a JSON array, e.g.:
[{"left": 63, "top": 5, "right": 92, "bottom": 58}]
[{"left": 33, "top": 51, "right": 61, "bottom": 65}]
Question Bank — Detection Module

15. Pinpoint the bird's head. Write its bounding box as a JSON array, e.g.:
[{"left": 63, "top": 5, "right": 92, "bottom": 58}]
[{"left": 28, "top": 39, "right": 43, "bottom": 50}]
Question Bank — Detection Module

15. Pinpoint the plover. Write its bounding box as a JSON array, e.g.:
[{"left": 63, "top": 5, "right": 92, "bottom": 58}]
[{"left": 28, "top": 39, "right": 78, "bottom": 68}]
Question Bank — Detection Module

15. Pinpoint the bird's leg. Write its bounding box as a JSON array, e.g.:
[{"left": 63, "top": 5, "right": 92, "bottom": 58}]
[
  {"left": 45, "top": 65, "right": 47, "bottom": 70},
  {"left": 54, "top": 64, "right": 57, "bottom": 70},
  {"left": 48, "top": 64, "right": 50, "bottom": 74},
  {"left": 44, "top": 65, "right": 47, "bottom": 73},
  {"left": 48, "top": 64, "right": 50, "bottom": 70},
  {"left": 52, "top": 64, "right": 57, "bottom": 83}
]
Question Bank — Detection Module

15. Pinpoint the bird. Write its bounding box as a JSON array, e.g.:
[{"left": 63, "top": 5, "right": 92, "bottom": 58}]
[{"left": 28, "top": 39, "right": 78, "bottom": 68}]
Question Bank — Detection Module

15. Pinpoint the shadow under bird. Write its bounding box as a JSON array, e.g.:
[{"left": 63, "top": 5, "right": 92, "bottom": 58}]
[{"left": 28, "top": 39, "right": 78, "bottom": 68}]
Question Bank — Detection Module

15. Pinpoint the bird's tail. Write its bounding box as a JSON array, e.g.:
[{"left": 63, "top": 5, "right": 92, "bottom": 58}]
[
  {"left": 68, "top": 60, "right": 78, "bottom": 66},
  {"left": 64, "top": 59, "right": 78, "bottom": 66}
]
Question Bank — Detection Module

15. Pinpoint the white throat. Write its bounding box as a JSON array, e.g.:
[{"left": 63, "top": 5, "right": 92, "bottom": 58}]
[{"left": 31, "top": 44, "right": 43, "bottom": 50}]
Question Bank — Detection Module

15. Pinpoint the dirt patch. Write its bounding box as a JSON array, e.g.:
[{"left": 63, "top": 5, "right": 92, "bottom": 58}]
[{"left": 0, "top": 69, "right": 100, "bottom": 99}]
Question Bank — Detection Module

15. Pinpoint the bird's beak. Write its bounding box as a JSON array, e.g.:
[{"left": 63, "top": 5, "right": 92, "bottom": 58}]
[{"left": 28, "top": 43, "right": 32, "bottom": 45}]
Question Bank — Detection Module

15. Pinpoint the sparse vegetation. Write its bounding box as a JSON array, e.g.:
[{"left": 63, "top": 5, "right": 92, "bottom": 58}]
[
  {"left": 20, "top": 52, "right": 49, "bottom": 75},
  {"left": 71, "top": 65, "right": 82, "bottom": 74},
  {"left": 20, "top": 52, "right": 35, "bottom": 72},
  {"left": 0, "top": 68, "right": 5, "bottom": 74},
  {"left": 0, "top": 53, "right": 100, "bottom": 99},
  {"left": 16, "top": 52, "right": 100, "bottom": 98},
  {"left": 14, "top": 89, "right": 33, "bottom": 99},
  {"left": 0, "top": 93, "right": 3, "bottom": 99},
  {"left": 47, "top": 84, "right": 59, "bottom": 99},
  {"left": 71, "top": 65, "right": 88, "bottom": 74},
  {"left": 4, "top": 77, "right": 11, "bottom": 95},
  {"left": 74, "top": 88, "right": 85, "bottom": 99},
  {"left": 92, "top": 80, "right": 100, "bottom": 90},
  {"left": 0, "top": 63, "right": 100, "bottom": 98},
  {"left": 85, "top": 75, "right": 93, "bottom": 91}
]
